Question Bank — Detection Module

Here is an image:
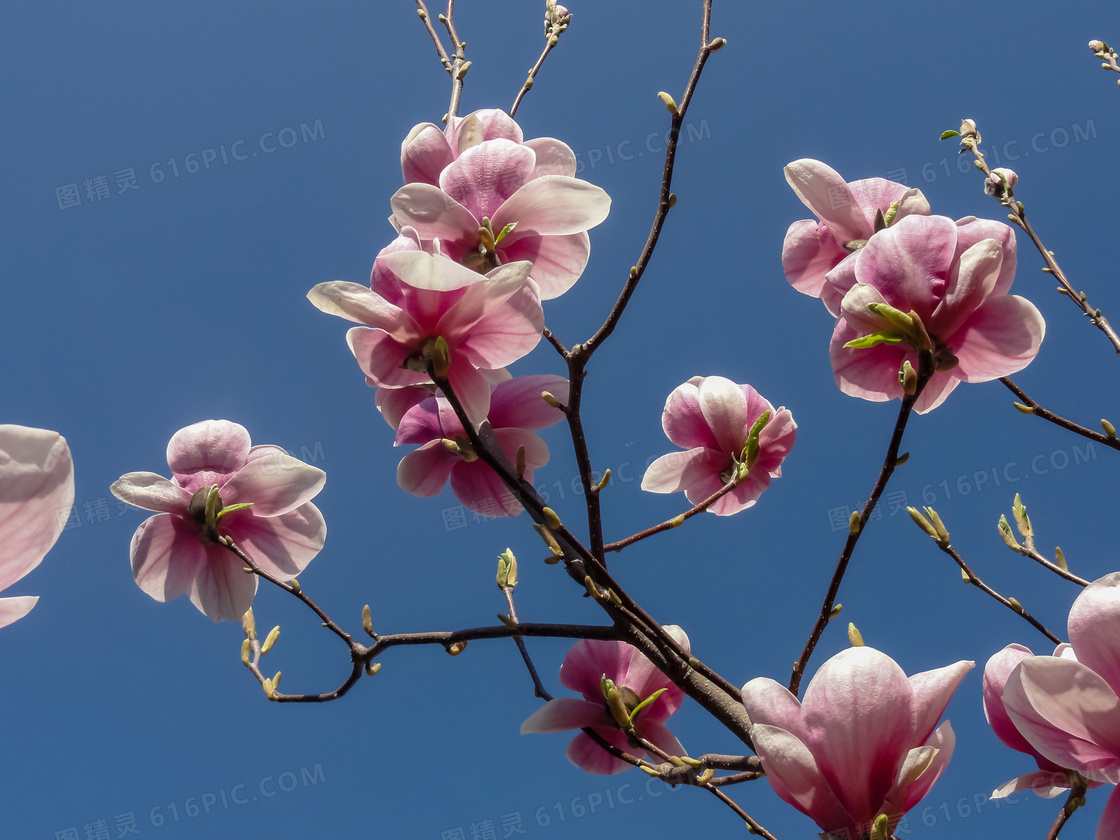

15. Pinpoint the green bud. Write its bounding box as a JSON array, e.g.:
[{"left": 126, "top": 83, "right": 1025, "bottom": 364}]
[
  {"left": 870, "top": 814, "right": 891, "bottom": 840},
  {"left": 848, "top": 623, "right": 865, "bottom": 647},
  {"left": 261, "top": 626, "right": 281, "bottom": 655},
  {"left": 1103, "top": 419, "right": 1117, "bottom": 439},
  {"left": 1055, "top": 546, "right": 1068, "bottom": 571},
  {"left": 241, "top": 607, "right": 256, "bottom": 640},
  {"left": 1013, "top": 401, "right": 1035, "bottom": 414},
  {"left": 829, "top": 603, "right": 842, "bottom": 619},
  {"left": 497, "top": 548, "right": 518, "bottom": 589},
  {"left": 849, "top": 511, "right": 860, "bottom": 534},
  {"left": 908, "top": 506, "right": 940, "bottom": 539},
  {"left": 1012, "top": 493, "right": 1032, "bottom": 540},
  {"left": 708, "top": 37, "right": 727, "bottom": 51},
  {"left": 362, "top": 604, "right": 374, "bottom": 636},
  {"left": 240, "top": 638, "right": 252, "bottom": 667},
  {"left": 997, "top": 515, "right": 1021, "bottom": 551},
  {"left": 657, "top": 91, "right": 679, "bottom": 115},
  {"left": 925, "top": 506, "right": 950, "bottom": 543},
  {"left": 542, "top": 507, "right": 562, "bottom": 530}
]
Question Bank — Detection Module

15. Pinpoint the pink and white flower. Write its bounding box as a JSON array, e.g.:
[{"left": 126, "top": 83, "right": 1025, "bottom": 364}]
[
  {"left": 782, "top": 159, "right": 930, "bottom": 316},
  {"left": 742, "top": 646, "right": 973, "bottom": 839},
  {"left": 392, "top": 111, "right": 611, "bottom": 300},
  {"left": 830, "top": 213, "right": 1044, "bottom": 413},
  {"left": 395, "top": 374, "right": 569, "bottom": 517},
  {"left": 111, "top": 420, "right": 326, "bottom": 623},
  {"left": 993, "top": 573, "right": 1120, "bottom": 839},
  {"left": 521, "top": 626, "right": 690, "bottom": 775},
  {"left": 308, "top": 249, "right": 544, "bottom": 426},
  {"left": 0, "top": 425, "right": 75, "bottom": 628},
  {"left": 641, "top": 376, "right": 796, "bottom": 516}
]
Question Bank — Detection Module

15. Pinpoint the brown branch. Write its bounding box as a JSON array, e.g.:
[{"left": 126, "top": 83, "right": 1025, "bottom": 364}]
[
  {"left": 960, "top": 130, "right": 1120, "bottom": 354},
  {"left": 1000, "top": 377, "right": 1120, "bottom": 452},
  {"left": 1044, "top": 776, "right": 1089, "bottom": 840},
  {"left": 789, "top": 353, "right": 933, "bottom": 696},
  {"left": 509, "top": 4, "right": 571, "bottom": 119},
  {"left": 605, "top": 474, "right": 742, "bottom": 553}
]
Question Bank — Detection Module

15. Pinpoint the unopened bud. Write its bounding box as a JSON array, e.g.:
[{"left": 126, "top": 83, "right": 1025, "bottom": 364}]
[
  {"left": 365, "top": 662, "right": 382, "bottom": 676},
  {"left": 1013, "top": 401, "right": 1035, "bottom": 414},
  {"left": 900, "top": 360, "right": 918, "bottom": 395},
  {"left": 708, "top": 37, "right": 727, "bottom": 51},
  {"left": 242, "top": 608, "right": 256, "bottom": 640},
  {"left": 849, "top": 511, "right": 860, "bottom": 534},
  {"left": 925, "top": 507, "right": 950, "bottom": 543},
  {"left": 541, "top": 390, "right": 564, "bottom": 410},
  {"left": 456, "top": 60, "right": 472, "bottom": 80},
  {"left": 657, "top": 91, "right": 679, "bottom": 115},
  {"left": 362, "top": 604, "right": 374, "bottom": 636},
  {"left": 870, "top": 813, "right": 891, "bottom": 840},
  {"left": 1102, "top": 419, "right": 1117, "bottom": 439},
  {"left": 542, "top": 506, "right": 562, "bottom": 530},
  {"left": 848, "top": 623, "right": 865, "bottom": 647},
  {"left": 667, "top": 193, "right": 677, "bottom": 208},
  {"left": 1008, "top": 597, "right": 1024, "bottom": 614},
  {"left": 262, "top": 678, "right": 276, "bottom": 700},
  {"left": 1012, "top": 493, "right": 1032, "bottom": 539},
  {"left": 595, "top": 469, "right": 611, "bottom": 491},
  {"left": 497, "top": 548, "right": 518, "bottom": 588},
  {"left": 829, "top": 604, "right": 842, "bottom": 619},
  {"left": 908, "top": 506, "right": 940, "bottom": 540},
  {"left": 997, "top": 515, "right": 1022, "bottom": 551},
  {"left": 240, "top": 638, "right": 252, "bottom": 667},
  {"left": 261, "top": 626, "right": 281, "bottom": 655},
  {"left": 1055, "top": 546, "right": 1068, "bottom": 571},
  {"left": 447, "top": 641, "right": 467, "bottom": 656}
]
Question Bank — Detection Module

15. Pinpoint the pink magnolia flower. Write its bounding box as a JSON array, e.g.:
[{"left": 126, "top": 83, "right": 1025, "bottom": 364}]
[
  {"left": 391, "top": 112, "right": 611, "bottom": 300},
  {"left": 641, "top": 376, "right": 796, "bottom": 516},
  {"left": 308, "top": 249, "right": 544, "bottom": 426},
  {"left": 110, "top": 420, "right": 326, "bottom": 623},
  {"left": 521, "top": 626, "right": 690, "bottom": 775},
  {"left": 996, "top": 572, "right": 1120, "bottom": 839},
  {"left": 0, "top": 425, "right": 74, "bottom": 628},
  {"left": 782, "top": 159, "right": 931, "bottom": 316},
  {"left": 395, "top": 374, "right": 569, "bottom": 517},
  {"left": 830, "top": 213, "right": 1045, "bottom": 413},
  {"left": 983, "top": 643, "right": 1095, "bottom": 800},
  {"left": 742, "top": 647, "right": 974, "bottom": 839}
]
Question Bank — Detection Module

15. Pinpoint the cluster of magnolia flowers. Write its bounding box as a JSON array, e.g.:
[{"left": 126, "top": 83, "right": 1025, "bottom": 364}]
[{"left": 782, "top": 158, "right": 1045, "bottom": 413}]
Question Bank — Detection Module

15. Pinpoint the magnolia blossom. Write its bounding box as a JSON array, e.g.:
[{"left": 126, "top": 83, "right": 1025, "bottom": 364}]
[
  {"left": 392, "top": 110, "right": 611, "bottom": 299},
  {"left": 308, "top": 249, "right": 544, "bottom": 425},
  {"left": 0, "top": 425, "right": 75, "bottom": 628},
  {"left": 993, "top": 573, "right": 1120, "bottom": 839},
  {"left": 641, "top": 376, "right": 796, "bottom": 516},
  {"left": 111, "top": 420, "right": 326, "bottom": 623},
  {"left": 782, "top": 159, "right": 930, "bottom": 316},
  {"left": 831, "top": 213, "right": 1045, "bottom": 413},
  {"left": 983, "top": 643, "right": 1092, "bottom": 800},
  {"left": 742, "top": 646, "right": 973, "bottom": 839},
  {"left": 395, "top": 375, "right": 569, "bottom": 516},
  {"left": 521, "top": 626, "right": 690, "bottom": 775}
]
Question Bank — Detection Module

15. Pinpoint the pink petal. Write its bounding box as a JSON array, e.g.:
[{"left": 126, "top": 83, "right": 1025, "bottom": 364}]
[
  {"left": 437, "top": 262, "right": 533, "bottom": 340},
  {"left": 166, "top": 420, "right": 251, "bottom": 478},
  {"left": 950, "top": 296, "right": 1045, "bottom": 382},
  {"left": 908, "top": 660, "right": 975, "bottom": 743},
  {"left": 1097, "top": 784, "right": 1120, "bottom": 840},
  {"left": 395, "top": 397, "right": 444, "bottom": 445},
  {"left": 661, "top": 378, "right": 720, "bottom": 451},
  {"left": 0, "top": 595, "right": 39, "bottom": 629},
  {"left": 991, "top": 769, "right": 1072, "bottom": 800},
  {"left": 830, "top": 320, "right": 908, "bottom": 403},
  {"left": 521, "top": 697, "right": 610, "bottom": 733},
  {"left": 1069, "top": 573, "right": 1120, "bottom": 697},
  {"left": 451, "top": 279, "right": 544, "bottom": 370},
  {"left": 854, "top": 215, "right": 957, "bottom": 320},
  {"left": 800, "top": 647, "right": 913, "bottom": 826},
  {"left": 439, "top": 140, "right": 536, "bottom": 221},
  {"left": 887, "top": 722, "right": 956, "bottom": 817},
  {"left": 783, "top": 220, "right": 852, "bottom": 302},
  {"left": 227, "top": 505, "right": 326, "bottom": 580},
  {"left": 750, "top": 723, "right": 855, "bottom": 833},
  {"left": 377, "top": 384, "right": 435, "bottom": 431},
  {"left": 698, "top": 376, "right": 751, "bottom": 455},
  {"left": 188, "top": 541, "right": 260, "bottom": 623},
  {"left": 847, "top": 178, "right": 929, "bottom": 226},
  {"left": 346, "top": 328, "right": 426, "bottom": 388},
  {"left": 566, "top": 728, "right": 633, "bottom": 775},
  {"left": 742, "top": 677, "right": 808, "bottom": 741},
  {"left": 110, "top": 472, "right": 190, "bottom": 516},
  {"left": 445, "top": 109, "right": 523, "bottom": 152},
  {"left": 784, "top": 159, "right": 870, "bottom": 243},
  {"left": 640, "top": 718, "right": 686, "bottom": 759},
  {"left": 449, "top": 459, "right": 523, "bottom": 517},
  {"left": 222, "top": 447, "right": 326, "bottom": 516},
  {"left": 1005, "top": 657, "right": 1120, "bottom": 783},
  {"left": 499, "top": 230, "right": 590, "bottom": 301},
  {"left": 0, "top": 425, "right": 74, "bottom": 600},
  {"left": 954, "top": 217, "right": 1017, "bottom": 297},
  {"left": 754, "top": 407, "right": 798, "bottom": 476},
  {"left": 130, "top": 514, "right": 206, "bottom": 604},
  {"left": 487, "top": 375, "right": 569, "bottom": 430},
  {"left": 444, "top": 355, "right": 494, "bottom": 427},
  {"left": 984, "top": 644, "right": 1059, "bottom": 764},
  {"left": 378, "top": 249, "right": 488, "bottom": 294},
  {"left": 400, "top": 122, "right": 453, "bottom": 185},
  {"left": 493, "top": 427, "right": 550, "bottom": 469},
  {"left": 397, "top": 441, "right": 456, "bottom": 498},
  {"left": 932, "top": 238, "right": 1005, "bottom": 339},
  {"left": 524, "top": 137, "right": 578, "bottom": 179},
  {"left": 640, "top": 447, "right": 721, "bottom": 495},
  {"left": 388, "top": 184, "right": 480, "bottom": 244},
  {"left": 308, "top": 281, "right": 416, "bottom": 334},
  {"left": 493, "top": 175, "right": 611, "bottom": 236},
  {"left": 560, "top": 638, "right": 630, "bottom": 698}
]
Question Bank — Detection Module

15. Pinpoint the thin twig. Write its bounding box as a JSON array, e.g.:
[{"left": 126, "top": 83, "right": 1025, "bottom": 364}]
[
  {"left": 962, "top": 135, "right": 1120, "bottom": 354},
  {"left": 789, "top": 354, "right": 933, "bottom": 696},
  {"left": 1000, "top": 377, "right": 1120, "bottom": 452},
  {"left": 1044, "top": 777, "right": 1089, "bottom": 840},
  {"left": 509, "top": 4, "right": 571, "bottom": 118},
  {"left": 605, "top": 474, "right": 742, "bottom": 553}
]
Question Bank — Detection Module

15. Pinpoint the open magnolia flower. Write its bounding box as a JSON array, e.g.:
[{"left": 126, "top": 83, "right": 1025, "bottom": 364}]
[
  {"left": 782, "top": 159, "right": 930, "bottom": 316},
  {"left": 111, "top": 420, "right": 326, "bottom": 623},
  {"left": 641, "top": 376, "right": 796, "bottom": 515},
  {"left": 830, "top": 213, "right": 1045, "bottom": 413},
  {"left": 742, "top": 646, "right": 973, "bottom": 839},
  {"left": 521, "top": 626, "right": 690, "bottom": 775},
  {"left": 309, "top": 249, "right": 543, "bottom": 426},
  {"left": 992, "top": 573, "right": 1120, "bottom": 839},
  {"left": 395, "top": 374, "right": 569, "bottom": 516},
  {"left": 0, "top": 425, "right": 75, "bottom": 628},
  {"left": 392, "top": 110, "right": 611, "bottom": 300}
]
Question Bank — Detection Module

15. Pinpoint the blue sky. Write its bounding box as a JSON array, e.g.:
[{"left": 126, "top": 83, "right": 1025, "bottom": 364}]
[{"left": 3, "top": 1, "right": 1118, "bottom": 838}]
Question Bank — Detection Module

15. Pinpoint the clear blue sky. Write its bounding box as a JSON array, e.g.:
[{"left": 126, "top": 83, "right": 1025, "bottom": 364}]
[{"left": 3, "top": 2, "right": 1117, "bottom": 838}]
